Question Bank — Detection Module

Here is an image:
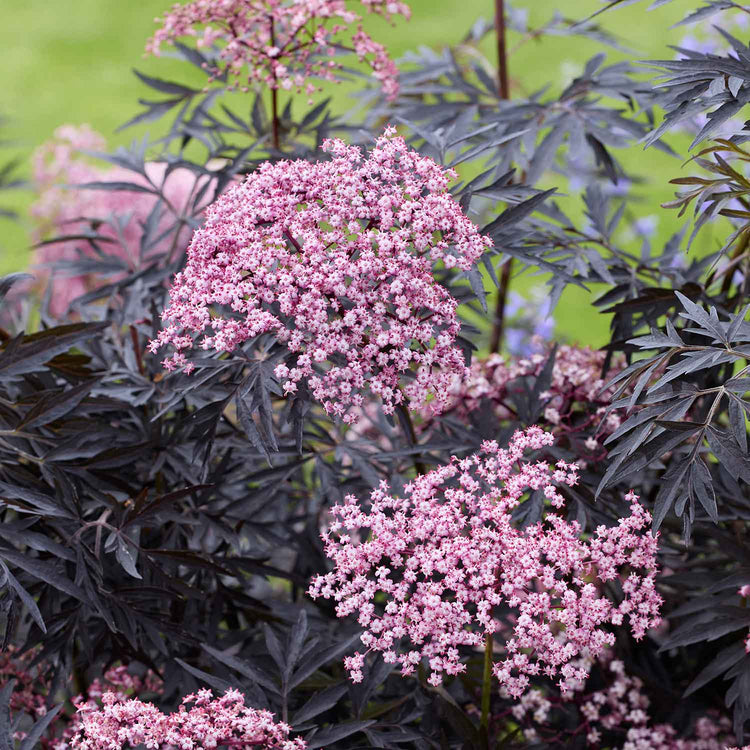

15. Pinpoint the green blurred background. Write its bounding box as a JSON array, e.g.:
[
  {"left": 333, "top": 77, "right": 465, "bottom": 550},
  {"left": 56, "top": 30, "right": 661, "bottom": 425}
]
[{"left": 0, "top": 0, "right": 704, "bottom": 345}]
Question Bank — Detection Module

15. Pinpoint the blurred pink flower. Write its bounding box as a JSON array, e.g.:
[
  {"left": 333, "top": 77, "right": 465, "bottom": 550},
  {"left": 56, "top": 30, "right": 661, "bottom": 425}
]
[
  {"left": 513, "top": 652, "right": 738, "bottom": 749},
  {"left": 1, "top": 648, "right": 162, "bottom": 750},
  {"left": 30, "top": 125, "right": 219, "bottom": 316}
]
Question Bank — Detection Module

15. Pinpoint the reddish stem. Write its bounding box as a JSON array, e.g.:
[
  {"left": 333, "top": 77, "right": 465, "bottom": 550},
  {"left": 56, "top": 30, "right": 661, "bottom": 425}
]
[
  {"left": 129, "top": 325, "right": 145, "bottom": 377},
  {"left": 489, "top": 258, "right": 512, "bottom": 354},
  {"left": 270, "top": 16, "right": 281, "bottom": 151},
  {"left": 494, "top": 0, "right": 510, "bottom": 99},
  {"left": 399, "top": 401, "right": 427, "bottom": 476},
  {"left": 489, "top": 0, "right": 513, "bottom": 354}
]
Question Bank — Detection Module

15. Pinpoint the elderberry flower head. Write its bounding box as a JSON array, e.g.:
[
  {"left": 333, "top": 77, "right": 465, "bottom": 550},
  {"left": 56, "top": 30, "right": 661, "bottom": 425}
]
[
  {"left": 147, "top": 0, "right": 409, "bottom": 102},
  {"left": 149, "top": 127, "right": 492, "bottom": 423},
  {"left": 309, "top": 426, "right": 662, "bottom": 696},
  {"left": 71, "top": 688, "right": 305, "bottom": 750}
]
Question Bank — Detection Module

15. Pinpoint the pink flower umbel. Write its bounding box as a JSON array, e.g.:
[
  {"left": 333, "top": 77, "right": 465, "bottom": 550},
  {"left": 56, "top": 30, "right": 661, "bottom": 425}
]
[
  {"left": 70, "top": 688, "right": 306, "bottom": 750},
  {"left": 309, "top": 426, "right": 662, "bottom": 696},
  {"left": 147, "top": 0, "right": 409, "bottom": 101},
  {"left": 149, "top": 127, "right": 492, "bottom": 423}
]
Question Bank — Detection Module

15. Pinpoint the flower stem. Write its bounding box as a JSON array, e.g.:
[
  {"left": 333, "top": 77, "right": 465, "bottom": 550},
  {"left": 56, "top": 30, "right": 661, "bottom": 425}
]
[
  {"left": 494, "top": 0, "right": 509, "bottom": 99},
  {"left": 490, "top": 0, "right": 512, "bottom": 355},
  {"left": 129, "top": 325, "right": 145, "bottom": 377},
  {"left": 270, "top": 16, "right": 280, "bottom": 151},
  {"left": 489, "top": 259, "right": 512, "bottom": 354},
  {"left": 271, "top": 87, "right": 280, "bottom": 151},
  {"left": 480, "top": 631, "right": 493, "bottom": 748},
  {"left": 398, "top": 401, "right": 427, "bottom": 476}
]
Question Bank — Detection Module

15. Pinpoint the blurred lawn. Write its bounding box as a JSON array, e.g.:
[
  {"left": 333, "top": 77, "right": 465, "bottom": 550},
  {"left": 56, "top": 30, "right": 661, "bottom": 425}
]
[{"left": 0, "top": 0, "right": 701, "bottom": 346}]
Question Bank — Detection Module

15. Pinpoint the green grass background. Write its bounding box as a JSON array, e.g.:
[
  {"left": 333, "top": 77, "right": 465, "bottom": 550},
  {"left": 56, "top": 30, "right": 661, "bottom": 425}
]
[{"left": 0, "top": 0, "right": 705, "bottom": 346}]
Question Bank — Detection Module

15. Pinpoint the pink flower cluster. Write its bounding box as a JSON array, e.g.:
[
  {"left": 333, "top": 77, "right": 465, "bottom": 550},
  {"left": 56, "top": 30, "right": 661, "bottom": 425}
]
[
  {"left": 30, "top": 125, "right": 216, "bottom": 316},
  {"left": 433, "top": 344, "right": 625, "bottom": 456},
  {"left": 308, "top": 426, "right": 662, "bottom": 696},
  {"left": 70, "top": 688, "right": 305, "bottom": 750},
  {"left": 150, "top": 127, "right": 492, "bottom": 423},
  {"left": 512, "top": 654, "right": 739, "bottom": 749},
  {"left": 147, "top": 0, "right": 409, "bottom": 101}
]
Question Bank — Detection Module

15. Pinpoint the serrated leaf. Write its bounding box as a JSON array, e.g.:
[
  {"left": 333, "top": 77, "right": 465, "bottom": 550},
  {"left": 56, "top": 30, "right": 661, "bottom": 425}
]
[
  {"left": 0, "top": 547, "right": 88, "bottom": 602},
  {"left": 263, "top": 623, "right": 286, "bottom": 675},
  {"left": 662, "top": 607, "right": 750, "bottom": 649},
  {"left": 306, "top": 720, "right": 376, "bottom": 749},
  {"left": 175, "top": 658, "right": 235, "bottom": 694},
  {"left": 653, "top": 461, "right": 690, "bottom": 530},
  {"left": 17, "top": 381, "right": 96, "bottom": 430},
  {"left": 0, "top": 482, "right": 74, "bottom": 519},
  {"left": 465, "top": 267, "right": 487, "bottom": 312},
  {"left": 482, "top": 188, "right": 557, "bottom": 237},
  {"left": 202, "top": 644, "right": 280, "bottom": 694},
  {"left": 291, "top": 684, "right": 347, "bottom": 726},
  {"left": 689, "top": 459, "right": 718, "bottom": 523},
  {"left": 0, "top": 562, "right": 46, "bottom": 633},
  {"left": 728, "top": 395, "right": 749, "bottom": 452},
  {"left": 285, "top": 610, "right": 309, "bottom": 682},
  {"left": 133, "top": 69, "right": 196, "bottom": 96},
  {"left": 115, "top": 537, "right": 142, "bottom": 579},
  {"left": 74, "top": 180, "right": 160, "bottom": 195},
  {"left": 685, "top": 641, "right": 747, "bottom": 696},
  {"left": 291, "top": 633, "right": 361, "bottom": 688},
  {"left": 0, "top": 322, "right": 108, "bottom": 378},
  {"left": 19, "top": 704, "right": 62, "bottom": 750}
]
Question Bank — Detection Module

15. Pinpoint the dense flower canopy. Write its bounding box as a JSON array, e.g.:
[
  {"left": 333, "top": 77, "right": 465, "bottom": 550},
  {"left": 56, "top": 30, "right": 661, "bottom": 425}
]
[
  {"left": 147, "top": 0, "right": 409, "bottom": 101},
  {"left": 150, "top": 127, "right": 492, "bottom": 422},
  {"left": 8, "top": 0, "right": 750, "bottom": 742},
  {"left": 309, "top": 427, "right": 662, "bottom": 696}
]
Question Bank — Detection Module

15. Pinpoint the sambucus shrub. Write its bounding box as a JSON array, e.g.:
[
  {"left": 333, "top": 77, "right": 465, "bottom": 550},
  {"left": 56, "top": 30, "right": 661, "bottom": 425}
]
[{"left": 2, "top": 0, "right": 750, "bottom": 747}]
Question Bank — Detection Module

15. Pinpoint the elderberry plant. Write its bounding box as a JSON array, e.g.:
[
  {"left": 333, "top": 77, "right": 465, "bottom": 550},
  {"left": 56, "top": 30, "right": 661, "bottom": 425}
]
[{"left": 1, "top": 0, "right": 750, "bottom": 747}]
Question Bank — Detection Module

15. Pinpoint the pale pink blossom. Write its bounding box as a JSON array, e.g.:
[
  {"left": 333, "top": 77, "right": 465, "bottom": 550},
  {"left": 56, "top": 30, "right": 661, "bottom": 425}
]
[
  {"left": 150, "top": 127, "right": 492, "bottom": 423},
  {"left": 309, "top": 426, "right": 662, "bottom": 696}
]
